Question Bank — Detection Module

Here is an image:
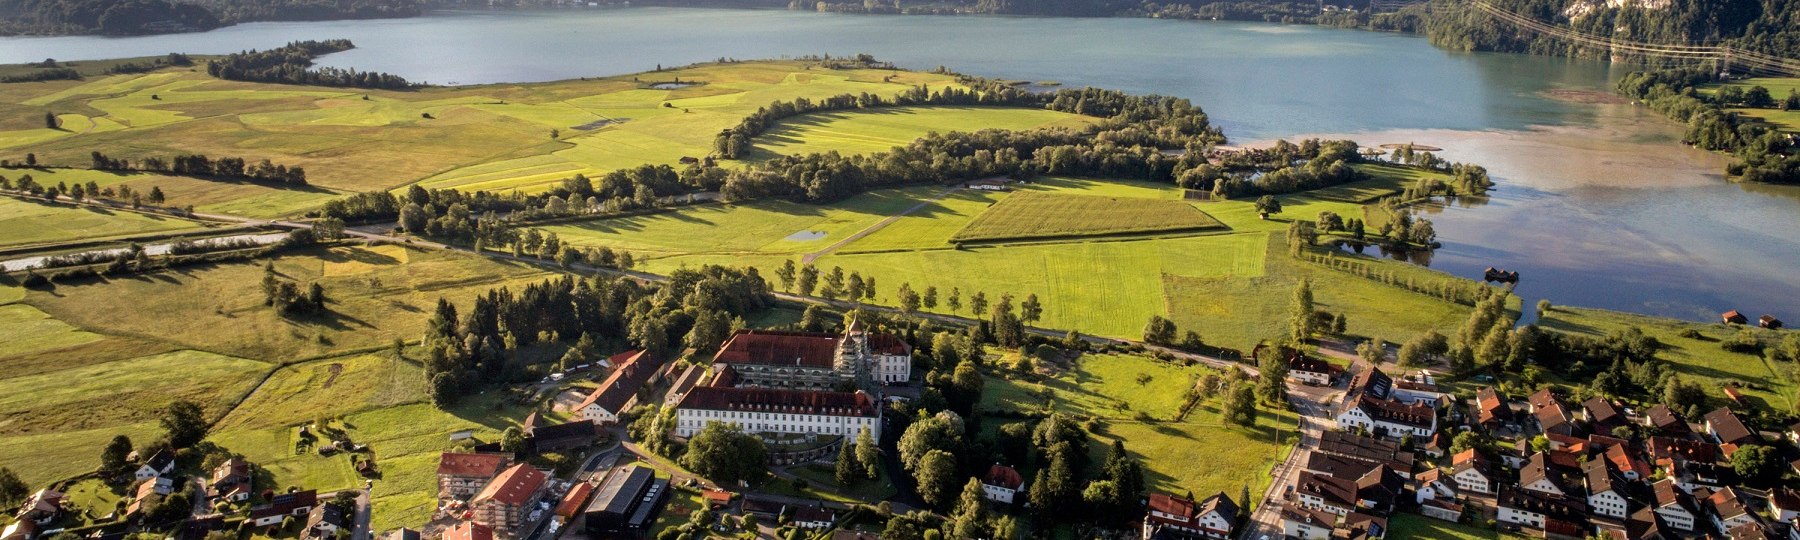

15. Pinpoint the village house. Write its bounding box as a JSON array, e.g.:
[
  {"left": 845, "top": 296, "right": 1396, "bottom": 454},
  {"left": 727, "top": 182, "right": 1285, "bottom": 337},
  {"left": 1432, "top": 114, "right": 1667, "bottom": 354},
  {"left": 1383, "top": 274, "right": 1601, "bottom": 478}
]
[
  {"left": 1316, "top": 431, "right": 1415, "bottom": 478},
  {"left": 1496, "top": 486, "right": 1586, "bottom": 536},
  {"left": 1413, "top": 469, "right": 1456, "bottom": 504},
  {"left": 1703, "top": 487, "right": 1760, "bottom": 535},
  {"left": 16, "top": 488, "right": 64, "bottom": 524},
  {"left": 1280, "top": 505, "right": 1338, "bottom": 540},
  {"left": 1727, "top": 520, "right": 1784, "bottom": 540},
  {"left": 981, "top": 464, "right": 1025, "bottom": 504},
  {"left": 1650, "top": 474, "right": 1699, "bottom": 532},
  {"left": 1602, "top": 442, "right": 1652, "bottom": 481},
  {"left": 1619, "top": 508, "right": 1674, "bottom": 540},
  {"left": 437, "top": 453, "right": 512, "bottom": 500},
  {"left": 1583, "top": 397, "right": 1625, "bottom": 431},
  {"left": 1642, "top": 404, "right": 1689, "bottom": 435},
  {"left": 661, "top": 364, "right": 705, "bottom": 407},
  {"left": 248, "top": 490, "right": 317, "bottom": 527},
  {"left": 135, "top": 449, "right": 176, "bottom": 481},
  {"left": 1723, "top": 310, "right": 1748, "bottom": 325},
  {"left": 1420, "top": 497, "right": 1464, "bottom": 523},
  {"left": 1339, "top": 512, "right": 1388, "bottom": 540},
  {"left": 303, "top": 504, "right": 348, "bottom": 540},
  {"left": 471, "top": 464, "right": 550, "bottom": 535},
  {"left": 1770, "top": 488, "right": 1800, "bottom": 522},
  {"left": 575, "top": 350, "right": 662, "bottom": 425},
  {"left": 1288, "top": 355, "right": 1334, "bottom": 386},
  {"left": 1473, "top": 387, "right": 1512, "bottom": 430},
  {"left": 1295, "top": 472, "right": 1359, "bottom": 516},
  {"left": 1760, "top": 315, "right": 1783, "bottom": 329},
  {"left": 1520, "top": 452, "right": 1574, "bottom": 496},
  {"left": 1334, "top": 368, "right": 1437, "bottom": 439},
  {"left": 792, "top": 505, "right": 837, "bottom": 530},
  {"left": 1449, "top": 449, "right": 1493, "bottom": 494},
  {"left": 1305, "top": 452, "right": 1382, "bottom": 480},
  {"left": 1528, "top": 389, "right": 1577, "bottom": 437},
  {"left": 1141, "top": 492, "right": 1237, "bottom": 539},
  {"left": 1704, "top": 408, "right": 1759, "bottom": 446},
  {"left": 208, "top": 457, "right": 253, "bottom": 503},
  {"left": 1585, "top": 458, "right": 1632, "bottom": 520}
]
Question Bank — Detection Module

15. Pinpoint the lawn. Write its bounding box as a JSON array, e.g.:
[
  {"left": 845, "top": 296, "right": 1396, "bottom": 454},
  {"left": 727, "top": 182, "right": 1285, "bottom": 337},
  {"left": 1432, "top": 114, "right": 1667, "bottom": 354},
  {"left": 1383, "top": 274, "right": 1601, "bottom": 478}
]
[
  {"left": 978, "top": 353, "right": 1297, "bottom": 504},
  {"left": 22, "top": 244, "right": 551, "bottom": 362},
  {"left": 0, "top": 196, "right": 209, "bottom": 249},
  {"left": 1387, "top": 513, "right": 1529, "bottom": 540},
  {"left": 1537, "top": 306, "right": 1794, "bottom": 412},
  {"left": 216, "top": 352, "right": 427, "bottom": 431},
  {"left": 1699, "top": 77, "right": 1800, "bottom": 133},
  {"left": 948, "top": 191, "right": 1224, "bottom": 243},
  {"left": 778, "top": 462, "right": 898, "bottom": 505},
  {"left": 746, "top": 105, "right": 1095, "bottom": 159}
]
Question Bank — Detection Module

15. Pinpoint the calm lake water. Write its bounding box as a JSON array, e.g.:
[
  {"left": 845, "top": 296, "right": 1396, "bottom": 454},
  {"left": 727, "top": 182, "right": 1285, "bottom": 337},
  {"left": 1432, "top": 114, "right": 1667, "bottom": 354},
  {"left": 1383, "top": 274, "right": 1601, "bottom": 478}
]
[{"left": 3, "top": 8, "right": 1797, "bottom": 321}]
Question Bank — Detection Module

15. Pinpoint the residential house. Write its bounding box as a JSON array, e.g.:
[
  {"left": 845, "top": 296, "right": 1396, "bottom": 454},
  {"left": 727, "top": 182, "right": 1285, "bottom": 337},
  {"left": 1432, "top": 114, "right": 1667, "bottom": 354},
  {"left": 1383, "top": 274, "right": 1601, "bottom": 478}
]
[
  {"left": 1771, "top": 488, "right": 1800, "bottom": 522},
  {"left": 1280, "top": 505, "right": 1338, "bottom": 540},
  {"left": 1, "top": 520, "right": 37, "bottom": 540},
  {"left": 1339, "top": 512, "right": 1388, "bottom": 540},
  {"left": 1316, "top": 431, "right": 1414, "bottom": 478},
  {"left": 1585, "top": 458, "right": 1632, "bottom": 520},
  {"left": 248, "top": 490, "right": 317, "bottom": 527},
  {"left": 1296, "top": 472, "right": 1359, "bottom": 516},
  {"left": 575, "top": 350, "right": 662, "bottom": 425},
  {"left": 436, "top": 453, "right": 511, "bottom": 500},
  {"left": 1642, "top": 404, "right": 1688, "bottom": 435},
  {"left": 866, "top": 333, "right": 914, "bottom": 384},
  {"left": 1142, "top": 492, "right": 1237, "bottom": 539},
  {"left": 1473, "top": 387, "right": 1511, "bottom": 429},
  {"left": 442, "top": 521, "right": 494, "bottom": 540},
  {"left": 135, "top": 449, "right": 176, "bottom": 481},
  {"left": 1584, "top": 397, "right": 1625, "bottom": 431},
  {"left": 16, "top": 489, "right": 63, "bottom": 524},
  {"left": 1414, "top": 469, "right": 1457, "bottom": 504},
  {"left": 1603, "top": 442, "right": 1652, "bottom": 481},
  {"left": 1335, "top": 368, "right": 1438, "bottom": 439},
  {"left": 208, "top": 457, "right": 253, "bottom": 503},
  {"left": 1528, "top": 389, "right": 1576, "bottom": 437},
  {"left": 471, "top": 464, "right": 549, "bottom": 535},
  {"left": 1354, "top": 466, "right": 1406, "bottom": 514},
  {"left": 1420, "top": 498, "right": 1464, "bottom": 523},
  {"left": 1288, "top": 355, "right": 1335, "bottom": 386},
  {"left": 1705, "top": 408, "right": 1759, "bottom": 446},
  {"left": 303, "top": 504, "right": 348, "bottom": 540},
  {"left": 981, "top": 465, "right": 1025, "bottom": 504},
  {"left": 1450, "top": 449, "right": 1493, "bottom": 495},
  {"left": 1621, "top": 508, "right": 1675, "bottom": 540},
  {"left": 1520, "top": 452, "right": 1574, "bottom": 496},
  {"left": 1304, "top": 453, "right": 1382, "bottom": 480},
  {"left": 1704, "top": 487, "right": 1760, "bottom": 535},
  {"left": 1729, "top": 521, "right": 1784, "bottom": 540},
  {"left": 1496, "top": 487, "right": 1587, "bottom": 536}
]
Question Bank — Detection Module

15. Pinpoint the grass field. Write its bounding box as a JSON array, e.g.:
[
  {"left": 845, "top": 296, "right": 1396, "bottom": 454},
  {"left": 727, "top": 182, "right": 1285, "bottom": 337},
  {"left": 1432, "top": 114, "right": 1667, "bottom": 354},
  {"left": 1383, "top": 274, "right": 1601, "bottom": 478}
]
[
  {"left": 1700, "top": 77, "right": 1800, "bottom": 133},
  {"left": 22, "top": 244, "right": 551, "bottom": 362},
  {"left": 746, "top": 105, "right": 1094, "bottom": 159},
  {"left": 948, "top": 191, "right": 1223, "bottom": 243},
  {"left": 1537, "top": 306, "right": 1795, "bottom": 411},
  {"left": 979, "top": 353, "right": 1296, "bottom": 503},
  {"left": 0, "top": 196, "right": 209, "bottom": 249}
]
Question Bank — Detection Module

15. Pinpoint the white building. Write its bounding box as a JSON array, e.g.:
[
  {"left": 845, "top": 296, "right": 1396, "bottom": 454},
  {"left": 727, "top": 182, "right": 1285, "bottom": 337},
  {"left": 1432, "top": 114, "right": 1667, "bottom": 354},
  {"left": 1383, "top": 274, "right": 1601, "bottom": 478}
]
[
  {"left": 1652, "top": 479, "right": 1698, "bottom": 532},
  {"left": 1450, "top": 450, "right": 1493, "bottom": 495},
  {"left": 672, "top": 387, "right": 881, "bottom": 440},
  {"left": 574, "top": 350, "right": 661, "bottom": 425},
  {"left": 981, "top": 465, "right": 1025, "bottom": 504},
  {"left": 134, "top": 449, "right": 175, "bottom": 481},
  {"left": 1280, "top": 506, "right": 1337, "bottom": 540},
  {"left": 1334, "top": 368, "right": 1437, "bottom": 439},
  {"left": 1142, "top": 492, "right": 1237, "bottom": 540},
  {"left": 1584, "top": 459, "right": 1630, "bottom": 519}
]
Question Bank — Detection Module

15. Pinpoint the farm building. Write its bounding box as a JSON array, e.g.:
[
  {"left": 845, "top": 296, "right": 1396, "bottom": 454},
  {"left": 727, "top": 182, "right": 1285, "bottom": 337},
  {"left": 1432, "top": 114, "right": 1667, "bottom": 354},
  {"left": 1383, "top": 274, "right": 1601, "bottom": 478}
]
[
  {"left": 1722, "top": 310, "right": 1747, "bottom": 324},
  {"left": 583, "top": 466, "right": 667, "bottom": 538},
  {"left": 1760, "top": 315, "right": 1783, "bottom": 329}
]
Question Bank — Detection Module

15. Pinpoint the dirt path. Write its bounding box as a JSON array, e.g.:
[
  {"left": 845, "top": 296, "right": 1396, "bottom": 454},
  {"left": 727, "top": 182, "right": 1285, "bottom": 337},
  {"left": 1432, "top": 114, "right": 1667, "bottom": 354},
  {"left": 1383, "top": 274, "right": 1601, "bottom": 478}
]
[{"left": 800, "top": 186, "right": 960, "bottom": 265}]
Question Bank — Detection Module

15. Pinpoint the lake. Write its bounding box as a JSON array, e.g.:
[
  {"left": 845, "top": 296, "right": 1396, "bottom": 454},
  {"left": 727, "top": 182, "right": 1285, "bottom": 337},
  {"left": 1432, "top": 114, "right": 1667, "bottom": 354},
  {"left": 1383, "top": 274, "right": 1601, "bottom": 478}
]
[{"left": 3, "top": 7, "right": 1797, "bottom": 321}]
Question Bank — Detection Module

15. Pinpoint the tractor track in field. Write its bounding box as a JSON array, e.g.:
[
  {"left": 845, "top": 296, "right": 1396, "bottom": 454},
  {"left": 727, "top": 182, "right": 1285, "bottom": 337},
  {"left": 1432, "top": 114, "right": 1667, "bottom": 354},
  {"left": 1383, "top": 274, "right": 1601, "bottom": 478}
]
[{"left": 800, "top": 185, "right": 960, "bottom": 265}]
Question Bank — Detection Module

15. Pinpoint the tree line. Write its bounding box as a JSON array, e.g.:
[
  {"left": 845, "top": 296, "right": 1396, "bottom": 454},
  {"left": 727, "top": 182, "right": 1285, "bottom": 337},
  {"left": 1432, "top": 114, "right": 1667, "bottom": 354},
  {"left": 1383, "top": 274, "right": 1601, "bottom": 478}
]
[
  {"left": 1617, "top": 68, "right": 1799, "bottom": 184},
  {"left": 419, "top": 266, "right": 771, "bottom": 406},
  {"left": 206, "top": 39, "right": 416, "bottom": 89},
  {"left": 90, "top": 150, "right": 307, "bottom": 186}
]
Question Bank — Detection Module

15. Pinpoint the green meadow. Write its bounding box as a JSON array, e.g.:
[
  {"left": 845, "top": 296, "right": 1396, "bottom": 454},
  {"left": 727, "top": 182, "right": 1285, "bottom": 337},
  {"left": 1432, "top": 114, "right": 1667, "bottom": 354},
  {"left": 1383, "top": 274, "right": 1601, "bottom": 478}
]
[
  {"left": 0, "top": 196, "right": 210, "bottom": 249},
  {"left": 1700, "top": 77, "right": 1800, "bottom": 132},
  {"left": 746, "top": 105, "right": 1095, "bottom": 159},
  {"left": 948, "top": 191, "right": 1224, "bottom": 243},
  {"left": 1537, "top": 306, "right": 1795, "bottom": 410},
  {"left": 979, "top": 353, "right": 1296, "bottom": 503}
]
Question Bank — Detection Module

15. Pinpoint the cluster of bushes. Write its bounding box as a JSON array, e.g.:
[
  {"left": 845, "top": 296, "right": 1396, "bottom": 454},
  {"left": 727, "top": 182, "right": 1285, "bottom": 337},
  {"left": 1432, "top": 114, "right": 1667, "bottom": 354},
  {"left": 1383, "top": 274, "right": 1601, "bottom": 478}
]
[
  {"left": 104, "top": 53, "right": 194, "bottom": 74},
  {"left": 0, "top": 67, "right": 81, "bottom": 83},
  {"left": 206, "top": 40, "right": 415, "bottom": 89},
  {"left": 90, "top": 151, "right": 307, "bottom": 186}
]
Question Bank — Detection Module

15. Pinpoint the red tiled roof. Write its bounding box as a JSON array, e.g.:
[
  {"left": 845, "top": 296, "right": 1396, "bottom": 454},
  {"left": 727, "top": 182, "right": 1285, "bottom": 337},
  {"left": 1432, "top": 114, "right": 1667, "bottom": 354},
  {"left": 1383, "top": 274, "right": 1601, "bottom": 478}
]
[
  {"left": 867, "top": 333, "right": 911, "bottom": 356},
  {"left": 437, "top": 453, "right": 509, "bottom": 478},
  {"left": 577, "top": 350, "right": 659, "bottom": 415},
  {"left": 442, "top": 522, "right": 492, "bottom": 540},
  {"left": 473, "top": 464, "right": 547, "bottom": 508},
  {"left": 554, "top": 482, "right": 593, "bottom": 519},
  {"left": 712, "top": 330, "right": 840, "bottom": 368},
  {"left": 984, "top": 465, "right": 1024, "bottom": 490},
  {"left": 1147, "top": 493, "right": 1193, "bottom": 518},
  {"left": 675, "top": 387, "right": 877, "bottom": 417}
]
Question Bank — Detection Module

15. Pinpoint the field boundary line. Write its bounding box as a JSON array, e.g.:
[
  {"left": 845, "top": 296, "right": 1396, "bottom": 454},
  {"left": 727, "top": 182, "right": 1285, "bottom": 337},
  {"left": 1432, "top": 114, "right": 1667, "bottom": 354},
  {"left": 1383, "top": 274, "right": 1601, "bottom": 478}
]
[{"left": 800, "top": 186, "right": 961, "bottom": 264}]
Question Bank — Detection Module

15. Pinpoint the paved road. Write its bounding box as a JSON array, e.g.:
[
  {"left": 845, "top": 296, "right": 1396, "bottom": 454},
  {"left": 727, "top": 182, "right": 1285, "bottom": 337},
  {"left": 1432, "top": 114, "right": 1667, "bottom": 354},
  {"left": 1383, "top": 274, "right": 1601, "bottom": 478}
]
[{"left": 1237, "top": 381, "right": 1336, "bottom": 540}]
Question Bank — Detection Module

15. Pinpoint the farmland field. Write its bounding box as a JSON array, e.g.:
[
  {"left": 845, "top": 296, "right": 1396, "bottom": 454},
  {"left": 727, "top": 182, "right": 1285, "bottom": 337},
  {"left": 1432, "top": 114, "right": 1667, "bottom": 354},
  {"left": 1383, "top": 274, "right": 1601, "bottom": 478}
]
[
  {"left": 948, "top": 191, "right": 1224, "bottom": 243},
  {"left": 1700, "top": 77, "right": 1800, "bottom": 132},
  {"left": 0, "top": 196, "right": 209, "bottom": 249}
]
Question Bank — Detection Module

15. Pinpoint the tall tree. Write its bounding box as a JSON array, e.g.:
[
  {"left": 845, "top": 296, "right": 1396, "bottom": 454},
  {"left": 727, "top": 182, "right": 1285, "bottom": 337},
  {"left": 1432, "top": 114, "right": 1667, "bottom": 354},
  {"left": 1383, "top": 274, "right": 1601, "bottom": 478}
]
[
  {"left": 0, "top": 467, "right": 26, "bottom": 509},
  {"left": 950, "top": 477, "right": 988, "bottom": 538},
  {"left": 835, "top": 438, "right": 861, "bottom": 486},
  {"left": 855, "top": 426, "right": 881, "bottom": 480},
  {"left": 914, "top": 449, "right": 958, "bottom": 507},
  {"left": 680, "top": 423, "right": 768, "bottom": 484},
  {"left": 100, "top": 435, "right": 134, "bottom": 476},
  {"left": 1221, "top": 383, "right": 1258, "bottom": 427},
  {"left": 1289, "top": 279, "right": 1316, "bottom": 343},
  {"left": 161, "top": 400, "right": 207, "bottom": 448}
]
